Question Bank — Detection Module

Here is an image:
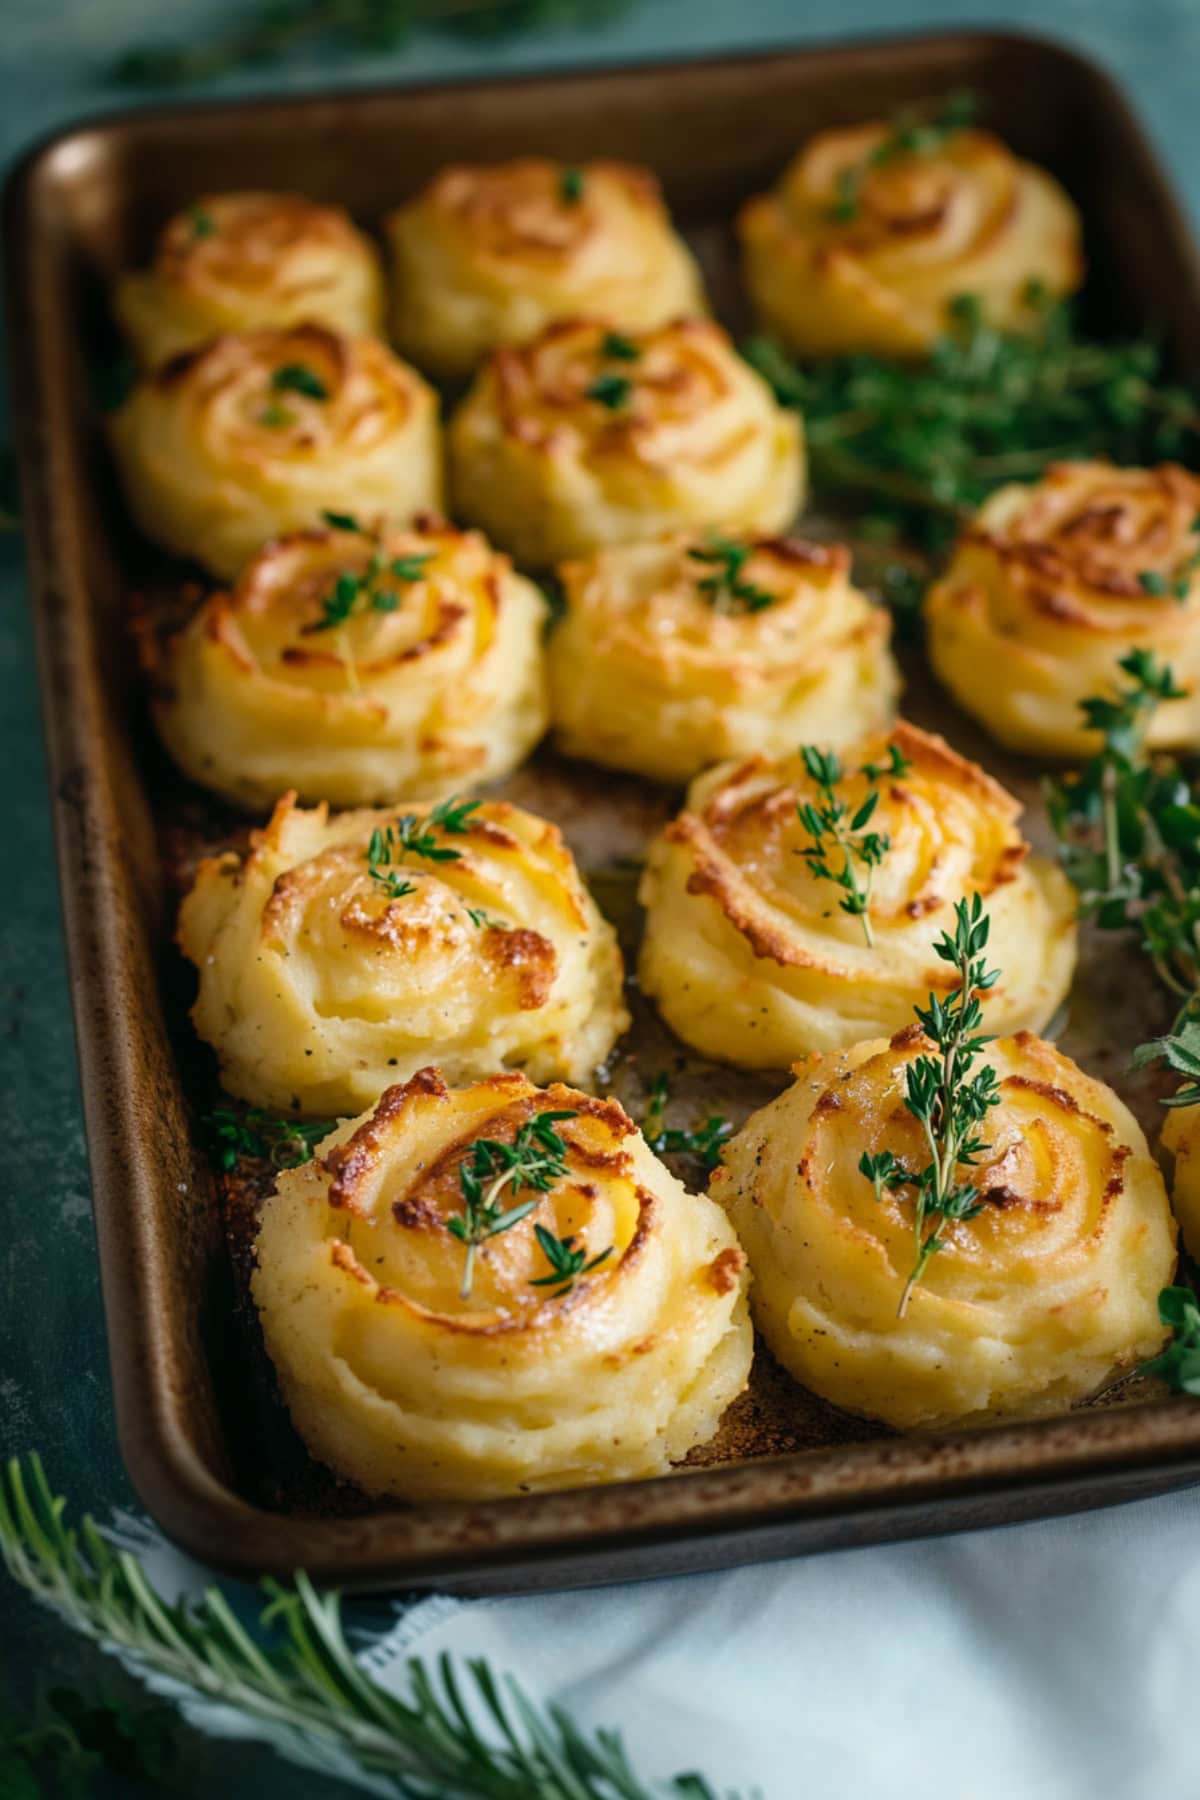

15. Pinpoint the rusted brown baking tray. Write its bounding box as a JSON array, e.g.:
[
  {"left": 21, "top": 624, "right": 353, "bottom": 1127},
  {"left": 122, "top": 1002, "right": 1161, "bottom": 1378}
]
[{"left": 9, "top": 28, "right": 1200, "bottom": 1593}]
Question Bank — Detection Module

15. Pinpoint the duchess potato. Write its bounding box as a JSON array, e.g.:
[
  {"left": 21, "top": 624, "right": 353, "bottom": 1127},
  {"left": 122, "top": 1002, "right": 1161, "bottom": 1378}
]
[
  {"left": 252, "top": 1068, "right": 752, "bottom": 1499},
  {"left": 713, "top": 1030, "right": 1176, "bottom": 1429}
]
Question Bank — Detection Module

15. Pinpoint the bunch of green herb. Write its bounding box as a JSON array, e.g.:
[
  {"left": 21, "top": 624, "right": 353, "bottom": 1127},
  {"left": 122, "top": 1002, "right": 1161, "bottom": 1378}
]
[
  {"left": 305, "top": 510, "right": 432, "bottom": 633},
  {"left": 687, "top": 537, "right": 777, "bottom": 615},
  {"left": 450, "top": 1110, "right": 577, "bottom": 1298},
  {"left": 641, "top": 1073, "right": 732, "bottom": 1171},
  {"left": 860, "top": 894, "right": 1002, "bottom": 1315},
  {"left": 795, "top": 741, "right": 910, "bottom": 946},
  {"left": 530, "top": 1223, "right": 613, "bottom": 1296},
  {"left": 114, "top": 0, "right": 630, "bottom": 86},
  {"left": 829, "top": 89, "right": 977, "bottom": 222},
  {"left": 203, "top": 1108, "right": 332, "bottom": 1172},
  {"left": 1, "top": 1455, "right": 737, "bottom": 1799},
  {"left": 745, "top": 299, "right": 1200, "bottom": 551},
  {"left": 1137, "top": 1286, "right": 1200, "bottom": 1392},
  {"left": 366, "top": 796, "right": 480, "bottom": 897},
  {"left": 1, "top": 1683, "right": 173, "bottom": 1795}
]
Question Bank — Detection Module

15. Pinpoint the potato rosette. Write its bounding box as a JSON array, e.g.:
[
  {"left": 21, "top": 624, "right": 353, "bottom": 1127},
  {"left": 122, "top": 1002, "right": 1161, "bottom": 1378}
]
[
  {"left": 547, "top": 532, "right": 898, "bottom": 781},
  {"left": 386, "top": 159, "right": 706, "bottom": 379},
  {"left": 1162, "top": 1103, "right": 1200, "bottom": 1261},
  {"left": 449, "top": 317, "right": 805, "bottom": 566},
  {"left": 927, "top": 462, "right": 1200, "bottom": 756},
  {"left": 178, "top": 794, "right": 629, "bottom": 1115},
  {"left": 637, "top": 721, "right": 1076, "bottom": 1067},
  {"left": 739, "top": 122, "right": 1082, "bottom": 358},
  {"left": 115, "top": 191, "right": 385, "bottom": 368},
  {"left": 251, "top": 1068, "right": 752, "bottom": 1499},
  {"left": 110, "top": 325, "right": 441, "bottom": 578},
  {"left": 144, "top": 516, "right": 548, "bottom": 809},
  {"left": 712, "top": 1030, "right": 1176, "bottom": 1429}
]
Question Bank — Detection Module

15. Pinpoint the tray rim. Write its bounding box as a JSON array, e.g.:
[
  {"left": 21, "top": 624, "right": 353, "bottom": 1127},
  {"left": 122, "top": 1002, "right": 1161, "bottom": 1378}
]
[{"left": 9, "top": 24, "right": 1200, "bottom": 1590}]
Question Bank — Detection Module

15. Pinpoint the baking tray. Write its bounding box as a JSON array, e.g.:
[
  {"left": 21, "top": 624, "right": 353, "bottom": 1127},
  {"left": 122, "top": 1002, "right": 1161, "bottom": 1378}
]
[{"left": 9, "top": 28, "right": 1200, "bottom": 1593}]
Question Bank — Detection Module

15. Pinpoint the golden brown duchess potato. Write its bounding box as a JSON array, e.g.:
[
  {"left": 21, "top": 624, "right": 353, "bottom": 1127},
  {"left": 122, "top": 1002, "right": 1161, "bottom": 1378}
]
[
  {"left": 177, "top": 793, "right": 629, "bottom": 1116},
  {"left": 386, "top": 159, "right": 706, "bottom": 379},
  {"left": 547, "top": 532, "right": 899, "bottom": 782},
  {"left": 739, "top": 121, "right": 1082, "bottom": 358},
  {"left": 110, "top": 324, "right": 440, "bottom": 578},
  {"left": 713, "top": 1030, "right": 1176, "bottom": 1429},
  {"left": 142, "top": 515, "right": 548, "bottom": 809},
  {"left": 1163, "top": 1103, "right": 1200, "bottom": 1261},
  {"left": 638, "top": 721, "right": 1076, "bottom": 1068},
  {"left": 252, "top": 1068, "right": 753, "bottom": 1500},
  {"left": 927, "top": 462, "right": 1200, "bottom": 757},
  {"left": 115, "top": 191, "right": 385, "bottom": 368},
  {"left": 449, "top": 317, "right": 805, "bottom": 566}
]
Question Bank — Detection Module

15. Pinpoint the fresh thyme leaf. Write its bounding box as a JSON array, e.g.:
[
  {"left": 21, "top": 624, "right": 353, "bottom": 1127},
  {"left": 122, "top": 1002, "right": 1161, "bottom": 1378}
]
[
  {"left": 600, "top": 330, "right": 640, "bottom": 362},
  {"left": 202, "top": 1107, "right": 331, "bottom": 1171},
  {"left": 188, "top": 206, "right": 216, "bottom": 240},
  {"left": 305, "top": 522, "right": 432, "bottom": 633},
  {"left": 858, "top": 894, "right": 1002, "bottom": 1314},
  {"left": 1, "top": 1455, "right": 741, "bottom": 1800},
  {"left": 271, "top": 362, "right": 328, "bottom": 400},
  {"left": 257, "top": 401, "right": 293, "bottom": 428},
  {"left": 1139, "top": 570, "right": 1171, "bottom": 597},
  {"left": 450, "top": 1111, "right": 577, "bottom": 1298},
  {"left": 321, "top": 508, "right": 361, "bottom": 532},
  {"left": 828, "top": 90, "right": 977, "bottom": 221},
  {"left": 529, "top": 1222, "right": 613, "bottom": 1295},
  {"left": 744, "top": 302, "right": 1200, "bottom": 550},
  {"left": 465, "top": 906, "right": 504, "bottom": 929},
  {"left": 586, "top": 372, "right": 632, "bottom": 409},
  {"left": 687, "top": 535, "right": 777, "bottom": 615},
  {"left": 560, "top": 164, "right": 585, "bottom": 203},
  {"left": 795, "top": 743, "right": 910, "bottom": 946},
  {"left": 365, "top": 799, "right": 478, "bottom": 893},
  {"left": 1136, "top": 1286, "right": 1200, "bottom": 1391},
  {"left": 640, "top": 1073, "right": 732, "bottom": 1171},
  {"left": 1132, "top": 1017, "right": 1200, "bottom": 1106}
]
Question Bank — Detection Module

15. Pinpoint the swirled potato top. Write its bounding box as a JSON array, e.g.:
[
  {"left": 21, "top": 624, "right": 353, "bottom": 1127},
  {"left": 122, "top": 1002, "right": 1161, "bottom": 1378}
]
[
  {"left": 927, "top": 461, "right": 1200, "bottom": 756},
  {"left": 547, "top": 532, "right": 899, "bottom": 781},
  {"left": 251, "top": 1067, "right": 752, "bottom": 1499},
  {"left": 143, "top": 515, "right": 548, "bottom": 809},
  {"left": 637, "top": 720, "right": 1077, "bottom": 1067},
  {"left": 177, "top": 793, "right": 629, "bottom": 1115},
  {"left": 449, "top": 317, "right": 805, "bottom": 566},
  {"left": 110, "top": 324, "right": 441, "bottom": 578},
  {"left": 739, "top": 122, "right": 1083, "bottom": 357},
  {"left": 115, "top": 191, "right": 385, "bottom": 368},
  {"left": 713, "top": 1030, "right": 1176, "bottom": 1429},
  {"left": 387, "top": 159, "right": 706, "bottom": 378}
]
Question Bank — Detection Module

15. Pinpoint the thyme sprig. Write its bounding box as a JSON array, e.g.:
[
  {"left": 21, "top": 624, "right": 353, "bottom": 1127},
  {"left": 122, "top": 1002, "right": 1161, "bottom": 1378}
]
[
  {"left": 687, "top": 537, "right": 776, "bottom": 615},
  {"left": 203, "top": 1108, "right": 332, "bottom": 1171},
  {"left": 641, "top": 1074, "right": 732, "bottom": 1172},
  {"left": 859, "top": 895, "right": 1002, "bottom": 1315},
  {"left": 529, "top": 1224, "right": 613, "bottom": 1296},
  {"left": 829, "top": 89, "right": 977, "bottom": 222},
  {"left": 114, "top": 0, "right": 631, "bottom": 86},
  {"left": 2, "top": 1455, "right": 737, "bottom": 1800},
  {"left": 795, "top": 742, "right": 910, "bottom": 946},
  {"left": 306, "top": 510, "right": 433, "bottom": 634},
  {"left": 559, "top": 165, "right": 585, "bottom": 204},
  {"left": 366, "top": 797, "right": 480, "bottom": 896},
  {"left": 745, "top": 299, "right": 1200, "bottom": 551},
  {"left": 271, "top": 362, "right": 328, "bottom": 400},
  {"left": 450, "top": 1111, "right": 577, "bottom": 1299}
]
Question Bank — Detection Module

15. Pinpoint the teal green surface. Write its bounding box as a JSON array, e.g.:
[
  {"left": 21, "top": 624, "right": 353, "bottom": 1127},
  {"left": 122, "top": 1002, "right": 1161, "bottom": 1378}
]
[{"left": 1, "top": 1, "right": 1197, "bottom": 1792}]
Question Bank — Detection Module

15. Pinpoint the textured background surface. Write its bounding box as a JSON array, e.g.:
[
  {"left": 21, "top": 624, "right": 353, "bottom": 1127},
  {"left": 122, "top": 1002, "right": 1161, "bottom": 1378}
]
[{"left": 2, "top": 2, "right": 1197, "bottom": 1793}]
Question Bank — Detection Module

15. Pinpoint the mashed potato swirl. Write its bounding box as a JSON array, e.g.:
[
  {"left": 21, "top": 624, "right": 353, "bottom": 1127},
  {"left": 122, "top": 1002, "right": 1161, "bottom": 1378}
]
[
  {"left": 449, "top": 317, "right": 805, "bottom": 566},
  {"left": 713, "top": 1030, "right": 1176, "bottom": 1429},
  {"left": 739, "top": 122, "right": 1082, "bottom": 358},
  {"left": 387, "top": 159, "right": 705, "bottom": 379},
  {"left": 178, "top": 794, "right": 629, "bottom": 1114},
  {"left": 144, "top": 516, "right": 547, "bottom": 809},
  {"left": 547, "top": 532, "right": 897, "bottom": 781},
  {"left": 927, "top": 462, "right": 1200, "bottom": 756},
  {"left": 110, "top": 325, "right": 440, "bottom": 578},
  {"left": 251, "top": 1068, "right": 752, "bottom": 1499},
  {"left": 638, "top": 721, "right": 1076, "bottom": 1067},
  {"left": 115, "top": 191, "right": 385, "bottom": 368}
]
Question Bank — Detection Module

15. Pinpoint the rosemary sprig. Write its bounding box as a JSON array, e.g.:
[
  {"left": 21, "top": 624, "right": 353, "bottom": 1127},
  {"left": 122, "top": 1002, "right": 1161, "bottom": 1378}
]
[
  {"left": 366, "top": 797, "right": 481, "bottom": 895},
  {"left": 529, "top": 1224, "right": 613, "bottom": 1296},
  {"left": 829, "top": 89, "right": 976, "bottom": 222},
  {"left": 745, "top": 299, "right": 1200, "bottom": 551},
  {"left": 686, "top": 537, "right": 776, "bottom": 615},
  {"left": 859, "top": 894, "right": 1002, "bottom": 1315},
  {"left": 113, "top": 0, "right": 631, "bottom": 86},
  {"left": 203, "top": 1108, "right": 332, "bottom": 1172},
  {"left": 1, "top": 1455, "right": 737, "bottom": 1800},
  {"left": 449, "top": 1111, "right": 577, "bottom": 1299},
  {"left": 795, "top": 742, "right": 910, "bottom": 946},
  {"left": 641, "top": 1074, "right": 732, "bottom": 1171},
  {"left": 306, "top": 511, "right": 433, "bottom": 633}
]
